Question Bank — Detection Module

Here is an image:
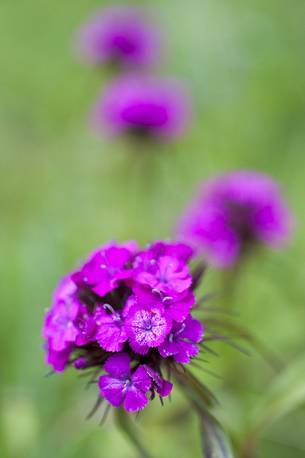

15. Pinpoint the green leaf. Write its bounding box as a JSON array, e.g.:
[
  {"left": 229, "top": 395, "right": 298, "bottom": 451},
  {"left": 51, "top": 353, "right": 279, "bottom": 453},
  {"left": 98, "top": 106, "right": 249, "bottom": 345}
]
[
  {"left": 114, "top": 409, "right": 152, "bottom": 458},
  {"left": 200, "top": 412, "right": 235, "bottom": 458},
  {"left": 173, "top": 366, "right": 218, "bottom": 409}
]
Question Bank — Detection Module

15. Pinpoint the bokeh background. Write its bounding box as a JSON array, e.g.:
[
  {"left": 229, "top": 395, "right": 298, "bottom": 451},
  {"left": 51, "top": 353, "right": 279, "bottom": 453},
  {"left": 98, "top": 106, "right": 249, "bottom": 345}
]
[{"left": 1, "top": 0, "right": 305, "bottom": 457}]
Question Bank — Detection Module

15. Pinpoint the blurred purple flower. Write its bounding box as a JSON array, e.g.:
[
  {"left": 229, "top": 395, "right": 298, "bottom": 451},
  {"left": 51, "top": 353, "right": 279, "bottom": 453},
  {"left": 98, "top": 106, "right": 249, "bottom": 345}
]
[
  {"left": 76, "top": 6, "right": 161, "bottom": 69},
  {"left": 99, "top": 353, "right": 151, "bottom": 412},
  {"left": 45, "top": 343, "right": 73, "bottom": 373},
  {"left": 43, "top": 276, "right": 79, "bottom": 352},
  {"left": 91, "top": 75, "right": 191, "bottom": 141},
  {"left": 178, "top": 171, "right": 293, "bottom": 267}
]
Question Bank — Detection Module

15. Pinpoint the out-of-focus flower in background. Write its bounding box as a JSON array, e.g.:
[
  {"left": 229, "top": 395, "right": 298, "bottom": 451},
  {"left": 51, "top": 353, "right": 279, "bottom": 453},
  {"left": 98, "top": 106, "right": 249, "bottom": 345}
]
[
  {"left": 91, "top": 75, "right": 191, "bottom": 142},
  {"left": 75, "top": 6, "right": 161, "bottom": 70},
  {"left": 177, "top": 170, "right": 293, "bottom": 268}
]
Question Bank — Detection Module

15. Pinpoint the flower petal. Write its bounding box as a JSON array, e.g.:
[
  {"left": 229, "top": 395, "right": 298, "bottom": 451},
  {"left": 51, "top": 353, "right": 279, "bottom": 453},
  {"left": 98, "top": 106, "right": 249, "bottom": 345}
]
[
  {"left": 99, "top": 375, "right": 125, "bottom": 407},
  {"left": 124, "top": 387, "right": 148, "bottom": 412},
  {"left": 104, "top": 353, "right": 131, "bottom": 378}
]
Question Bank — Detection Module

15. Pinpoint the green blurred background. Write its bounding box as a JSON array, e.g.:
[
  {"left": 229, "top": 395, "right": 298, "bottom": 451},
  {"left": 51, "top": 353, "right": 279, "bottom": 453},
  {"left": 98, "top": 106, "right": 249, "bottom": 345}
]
[{"left": 1, "top": 0, "right": 305, "bottom": 457}]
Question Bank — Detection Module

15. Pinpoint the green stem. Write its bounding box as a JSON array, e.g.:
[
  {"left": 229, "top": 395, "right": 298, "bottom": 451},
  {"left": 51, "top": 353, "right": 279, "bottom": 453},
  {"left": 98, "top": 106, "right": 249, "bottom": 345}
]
[{"left": 114, "top": 408, "right": 152, "bottom": 458}]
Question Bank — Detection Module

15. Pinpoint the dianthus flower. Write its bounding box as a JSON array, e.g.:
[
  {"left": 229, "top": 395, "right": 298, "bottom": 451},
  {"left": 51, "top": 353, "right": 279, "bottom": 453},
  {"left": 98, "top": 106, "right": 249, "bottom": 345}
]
[
  {"left": 177, "top": 171, "right": 293, "bottom": 267},
  {"left": 42, "top": 240, "right": 204, "bottom": 413},
  {"left": 76, "top": 6, "right": 161, "bottom": 69},
  {"left": 91, "top": 76, "right": 191, "bottom": 141}
]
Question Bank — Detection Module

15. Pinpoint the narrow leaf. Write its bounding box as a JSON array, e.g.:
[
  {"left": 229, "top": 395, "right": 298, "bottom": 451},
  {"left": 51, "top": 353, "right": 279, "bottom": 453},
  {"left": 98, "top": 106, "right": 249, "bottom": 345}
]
[{"left": 200, "top": 412, "right": 235, "bottom": 458}]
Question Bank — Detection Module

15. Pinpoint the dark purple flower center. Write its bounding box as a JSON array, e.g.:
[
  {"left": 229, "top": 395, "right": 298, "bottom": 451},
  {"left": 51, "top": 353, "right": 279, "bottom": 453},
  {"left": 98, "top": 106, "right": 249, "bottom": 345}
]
[
  {"left": 112, "top": 35, "right": 137, "bottom": 55},
  {"left": 122, "top": 104, "right": 168, "bottom": 128},
  {"left": 169, "top": 323, "right": 186, "bottom": 342},
  {"left": 226, "top": 201, "right": 255, "bottom": 243},
  {"left": 142, "top": 319, "right": 153, "bottom": 331}
]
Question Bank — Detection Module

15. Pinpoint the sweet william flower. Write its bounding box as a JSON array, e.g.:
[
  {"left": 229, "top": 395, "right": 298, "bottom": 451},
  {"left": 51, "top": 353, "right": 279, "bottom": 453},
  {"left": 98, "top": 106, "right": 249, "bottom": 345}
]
[
  {"left": 159, "top": 315, "right": 203, "bottom": 364},
  {"left": 92, "top": 75, "right": 191, "bottom": 142},
  {"left": 99, "top": 353, "right": 151, "bottom": 412},
  {"left": 43, "top": 277, "right": 79, "bottom": 352},
  {"left": 134, "top": 255, "right": 192, "bottom": 296},
  {"left": 178, "top": 171, "right": 293, "bottom": 267},
  {"left": 76, "top": 6, "right": 161, "bottom": 69},
  {"left": 72, "top": 242, "right": 135, "bottom": 298},
  {"left": 94, "top": 304, "right": 128, "bottom": 352},
  {"left": 125, "top": 300, "right": 171, "bottom": 355}
]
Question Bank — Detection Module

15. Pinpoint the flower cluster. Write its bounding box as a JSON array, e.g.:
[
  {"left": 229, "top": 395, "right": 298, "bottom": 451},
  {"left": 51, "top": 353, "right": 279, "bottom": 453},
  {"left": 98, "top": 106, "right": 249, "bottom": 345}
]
[
  {"left": 177, "top": 170, "right": 293, "bottom": 267},
  {"left": 43, "top": 241, "right": 203, "bottom": 412}
]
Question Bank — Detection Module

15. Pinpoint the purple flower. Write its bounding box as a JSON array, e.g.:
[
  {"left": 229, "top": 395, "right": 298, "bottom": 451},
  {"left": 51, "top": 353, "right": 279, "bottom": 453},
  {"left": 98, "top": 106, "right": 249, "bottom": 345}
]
[
  {"left": 178, "top": 171, "right": 293, "bottom": 267},
  {"left": 134, "top": 255, "right": 192, "bottom": 296},
  {"left": 99, "top": 353, "right": 151, "bottom": 412},
  {"left": 43, "top": 276, "right": 79, "bottom": 352},
  {"left": 131, "top": 241, "right": 193, "bottom": 299},
  {"left": 129, "top": 285, "right": 194, "bottom": 323},
  {"left": 125, "top": 299, "right": 171, "bottom": 355},
  {"left": 42, "top": 239, "right": 206, "bottom": 415},
  {"left": 91, "top": 75, "right": 191, "bottom": 141},
  {"left": 94, "top": 304, "right": 128, "bottom": 352},
  {"left": 76, "top": 6, "right": 161, "bottom": 69},
  {"left": 161, "top": 291, "right": 195, "bottom": 323},
  {"left": 72, "top": 242, "right": 135, "bottom": 298},
  {"left": 159, "top": 315, "right": 203, "bottom": 364}
]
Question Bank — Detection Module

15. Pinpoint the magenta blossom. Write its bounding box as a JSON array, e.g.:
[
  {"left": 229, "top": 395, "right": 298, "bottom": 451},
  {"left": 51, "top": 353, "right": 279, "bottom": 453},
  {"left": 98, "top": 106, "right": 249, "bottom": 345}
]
[
  {"left": 134, "top": 255, "right": 192, "bottom": 296},
  {"left": 76, "top": 6, "right": 161, "bottom": 69},
  {"left": 132, "top": 241, "right": 193, "bottom": 296},
  {"left": 125, "top": 301, "right": 171, "bottom": 355},
  {"left": 72, "top": 242, "right": 135, "bottom": 297},
  {"left": 91, "top": 75, "right": 191, "bottom": 141},
  {"left": 94, "top": 304, "right": 128, "bottom": 352},
  {"left": 159, "top": 315, "right": 203, "bottom": 364},
  {"left": 99, "top": 353, "right": 151, "bottom": 412},
  {"left": 178, "top": 171, "right": 293, "bottom": 267},
  {"left": 43, "top": 277, "right": 79, "bottom": 352}
]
